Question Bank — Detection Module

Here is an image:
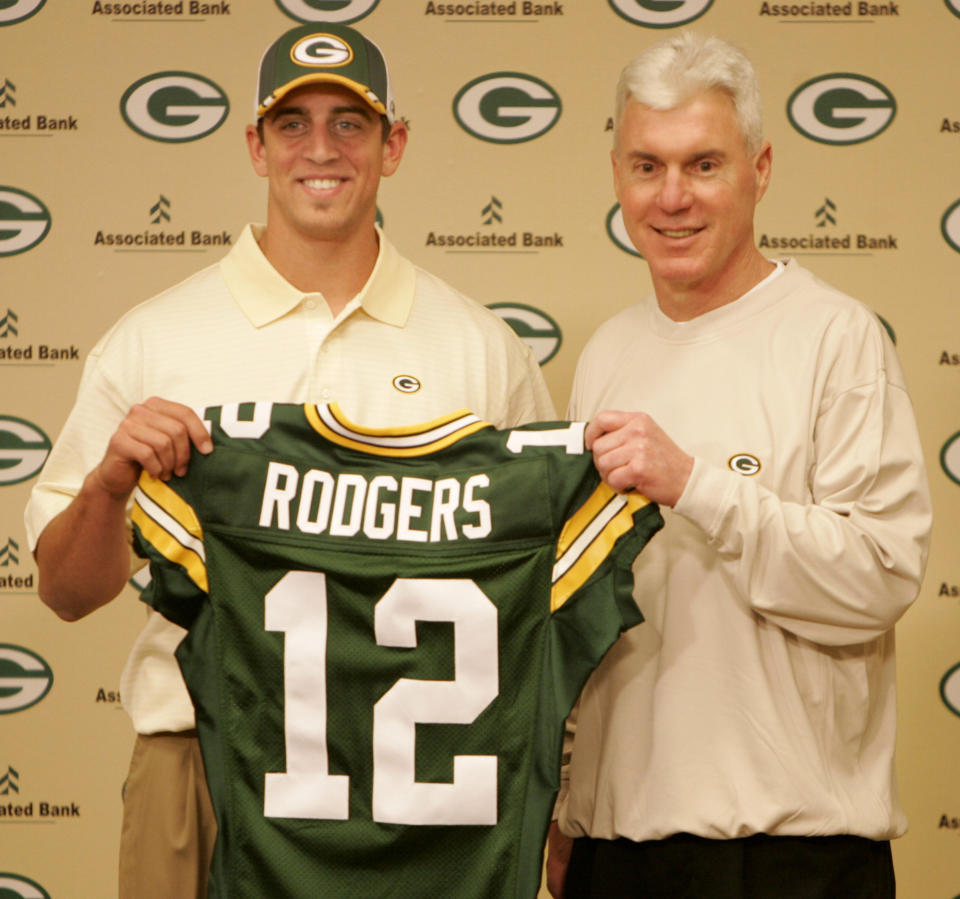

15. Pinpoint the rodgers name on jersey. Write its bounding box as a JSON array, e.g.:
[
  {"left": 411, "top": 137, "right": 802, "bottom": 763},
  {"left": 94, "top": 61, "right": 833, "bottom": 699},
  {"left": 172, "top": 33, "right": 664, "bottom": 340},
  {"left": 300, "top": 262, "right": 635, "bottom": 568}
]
[{"left": 131, "top": 402, "right": 662, "bottom": 899}]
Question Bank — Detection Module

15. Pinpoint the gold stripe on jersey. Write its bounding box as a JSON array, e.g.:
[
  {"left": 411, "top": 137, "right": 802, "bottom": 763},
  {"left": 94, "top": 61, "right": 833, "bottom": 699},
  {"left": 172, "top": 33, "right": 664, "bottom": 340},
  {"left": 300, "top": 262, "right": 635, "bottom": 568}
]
[
  {"left": 303, "top": 402, "right": 491, "bottom": 457},
  {"left": 550, "top": 487, "right": 651, "bottom": 612},
  {"left": 132, "top": 475, "right": 209, "bottom": 593}
]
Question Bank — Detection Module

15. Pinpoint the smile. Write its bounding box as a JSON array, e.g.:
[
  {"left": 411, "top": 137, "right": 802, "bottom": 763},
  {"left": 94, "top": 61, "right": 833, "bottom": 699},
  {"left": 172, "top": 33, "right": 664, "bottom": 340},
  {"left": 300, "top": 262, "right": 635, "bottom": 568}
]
[
  {"left": 302, "top": 178, "right": 343, "bottom": 190},
  {"left": 655, "top": 227, "right": 702, "bottom": 238}
]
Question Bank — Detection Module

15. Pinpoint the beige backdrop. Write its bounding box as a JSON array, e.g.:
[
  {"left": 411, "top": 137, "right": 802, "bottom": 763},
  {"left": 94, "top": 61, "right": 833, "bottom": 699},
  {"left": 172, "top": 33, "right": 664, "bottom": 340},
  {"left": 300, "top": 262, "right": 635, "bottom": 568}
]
[{"left": 2, "top": 1, "right": 958, "bottom": 897}]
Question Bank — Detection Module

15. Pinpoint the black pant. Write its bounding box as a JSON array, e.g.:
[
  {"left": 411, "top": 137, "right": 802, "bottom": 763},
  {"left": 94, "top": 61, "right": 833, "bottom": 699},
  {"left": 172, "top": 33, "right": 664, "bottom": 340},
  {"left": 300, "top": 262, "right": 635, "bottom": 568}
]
[{"left": 564, "top": 832, "right": 895, "bottom": 899}]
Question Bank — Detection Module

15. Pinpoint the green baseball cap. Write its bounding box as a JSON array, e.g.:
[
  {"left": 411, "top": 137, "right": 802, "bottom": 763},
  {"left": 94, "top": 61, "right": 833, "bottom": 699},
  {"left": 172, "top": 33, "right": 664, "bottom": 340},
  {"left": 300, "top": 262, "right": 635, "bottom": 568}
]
[{"left": 255, "top": 23, "right": 395, "bottom": 124}]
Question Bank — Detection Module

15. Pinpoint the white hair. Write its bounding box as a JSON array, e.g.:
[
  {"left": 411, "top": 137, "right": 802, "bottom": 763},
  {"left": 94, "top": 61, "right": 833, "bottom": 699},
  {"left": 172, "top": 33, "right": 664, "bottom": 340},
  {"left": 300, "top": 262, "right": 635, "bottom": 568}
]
[{"left": 614, "top": 32, "right": 764, "bottom": 154}]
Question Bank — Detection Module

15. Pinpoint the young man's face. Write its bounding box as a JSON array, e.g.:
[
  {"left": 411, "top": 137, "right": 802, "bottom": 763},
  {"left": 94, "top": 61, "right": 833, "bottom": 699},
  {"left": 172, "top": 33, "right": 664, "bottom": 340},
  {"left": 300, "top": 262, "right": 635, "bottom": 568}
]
[
  {"left": 612, "top": 89, "right": 771, "bottom": 309},
  {"left": 246, "top": 83, "right": 406, "bottom": 245}
]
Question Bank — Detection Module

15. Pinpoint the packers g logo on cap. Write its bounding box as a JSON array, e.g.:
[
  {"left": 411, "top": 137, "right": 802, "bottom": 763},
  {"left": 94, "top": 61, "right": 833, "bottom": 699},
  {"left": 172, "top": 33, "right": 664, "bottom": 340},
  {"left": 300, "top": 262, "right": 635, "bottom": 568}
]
[{"left": 292, "top": 33, "right": 355, "bottom": 67}]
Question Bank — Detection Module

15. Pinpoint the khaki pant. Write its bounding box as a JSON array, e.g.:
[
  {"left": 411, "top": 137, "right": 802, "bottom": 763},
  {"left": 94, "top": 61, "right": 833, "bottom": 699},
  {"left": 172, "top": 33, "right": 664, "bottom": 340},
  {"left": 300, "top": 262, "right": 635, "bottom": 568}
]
[{"left": 119, "top": 732, "right": 217, "bottom": 899}]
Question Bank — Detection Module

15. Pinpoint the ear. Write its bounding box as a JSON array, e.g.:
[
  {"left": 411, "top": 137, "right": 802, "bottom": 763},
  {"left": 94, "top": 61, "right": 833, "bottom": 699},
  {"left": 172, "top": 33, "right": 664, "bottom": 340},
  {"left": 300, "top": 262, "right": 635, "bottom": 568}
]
[
  {"left": 246, "top": 123, "right": 268, "bottom": 178},
  {"left": 754, "top": 140, "right": 772, "bottom": 203},
  {"left": 380, "top": 120, "right": 408, "bottom": 178}
]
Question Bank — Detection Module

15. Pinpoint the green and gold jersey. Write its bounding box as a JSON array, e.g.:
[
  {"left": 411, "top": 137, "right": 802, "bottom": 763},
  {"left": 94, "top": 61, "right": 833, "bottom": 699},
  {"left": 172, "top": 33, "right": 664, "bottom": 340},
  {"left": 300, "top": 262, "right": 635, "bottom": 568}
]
[{"left": 131, "top": 402, "right": 662, "bottom": 899}]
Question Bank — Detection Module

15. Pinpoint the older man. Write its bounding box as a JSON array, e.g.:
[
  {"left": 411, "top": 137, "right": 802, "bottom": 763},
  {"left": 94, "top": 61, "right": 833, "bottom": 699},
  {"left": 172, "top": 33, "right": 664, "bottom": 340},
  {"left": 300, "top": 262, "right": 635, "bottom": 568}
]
[
  {"left": 27, "top": 21, "right": 553, "bottom": 899},
  {"left": 548, "top": 32, "right": 931, "bottom": 899}
]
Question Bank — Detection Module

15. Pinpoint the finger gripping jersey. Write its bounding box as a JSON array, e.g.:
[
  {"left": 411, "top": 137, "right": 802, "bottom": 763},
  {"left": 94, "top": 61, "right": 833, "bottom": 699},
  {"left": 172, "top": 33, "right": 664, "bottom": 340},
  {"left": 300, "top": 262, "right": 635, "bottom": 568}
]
[{"left": 131, "top": 402, "right": 662, "bottom": 899}]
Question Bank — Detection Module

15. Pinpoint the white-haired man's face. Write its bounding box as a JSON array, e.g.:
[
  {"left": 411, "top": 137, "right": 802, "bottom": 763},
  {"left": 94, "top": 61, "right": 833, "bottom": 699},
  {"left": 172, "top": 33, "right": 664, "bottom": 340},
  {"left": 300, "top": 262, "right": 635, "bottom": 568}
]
[{"left": 612, "top": 88, "right": 771, "bottom": 318}]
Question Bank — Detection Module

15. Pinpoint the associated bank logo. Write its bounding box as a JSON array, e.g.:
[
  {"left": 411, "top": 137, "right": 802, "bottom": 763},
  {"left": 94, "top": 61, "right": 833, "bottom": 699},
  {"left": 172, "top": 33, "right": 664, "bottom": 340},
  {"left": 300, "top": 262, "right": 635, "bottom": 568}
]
[
  {"left": 275, "top": 0, "right": 378, "bottom": 23},
  {"left": 787, "top": 74, "right": 896, "bottom": 145},
  {"left": 0, "top": 78, "right": 15, "bottom": 107},
  {"left": 606, "top": 204, "right": 642, "bottom": 257},
  {"left": 0, "top": 646, "right": 53, "bottom": 714},
  {"left": 0, "top": 416, "right": 50, "bottom": 485},
  {"left": 121, "top": 72, "right": 229, "bottom": 143},
  {"left": 454, "top": 73, "right": 561, "bottom": 144},
  {"left": 942, "top": 432, "right": 960, "bottom": 486},
  {"left": 0, "top": 0, "right": 46, "bottom": 26},
  {"left": 942, "top": 199, "right": 960, "bottom": 255},
  {"left": 608, "top": 0, "right": 712, "bottom": 27},
  {"left": 0, "top": 188, "right": 51, "bottom": 257},
  {"left": 941, "top": 662, "right": 960, "bottom": 718},
  {"left": 487, "top": 303, "right": 562, "bottom": 365},
  {"left": 0, "top": 874, "right": 51, "bottom": 899}
]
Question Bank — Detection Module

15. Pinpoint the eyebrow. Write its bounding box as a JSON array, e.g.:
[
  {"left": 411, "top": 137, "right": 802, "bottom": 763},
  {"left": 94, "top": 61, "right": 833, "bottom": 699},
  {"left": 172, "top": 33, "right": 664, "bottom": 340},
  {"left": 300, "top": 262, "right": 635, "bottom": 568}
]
[
  {"left": 270, "top": 103, "right": 373, "bottom": 121},
  {"left": 624, "top": 148, "right": 728, "bottom": 163}
]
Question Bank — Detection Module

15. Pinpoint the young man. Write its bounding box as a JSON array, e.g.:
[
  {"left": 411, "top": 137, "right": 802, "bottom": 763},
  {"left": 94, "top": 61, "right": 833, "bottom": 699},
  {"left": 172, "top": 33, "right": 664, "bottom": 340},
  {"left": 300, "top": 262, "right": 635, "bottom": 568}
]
[
  {"left": 547, "top": 32, "right": 931, "bottom": 899},
  {"left": 26, "top": 22, "right": 553, "bottom": 898}
]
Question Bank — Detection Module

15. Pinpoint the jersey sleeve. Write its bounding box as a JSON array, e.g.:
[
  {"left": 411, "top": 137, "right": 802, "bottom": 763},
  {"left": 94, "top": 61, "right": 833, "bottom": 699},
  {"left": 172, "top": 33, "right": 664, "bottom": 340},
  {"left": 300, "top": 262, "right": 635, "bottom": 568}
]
[{"left": 130, "top": 470, "right": 209, "bottom": 629}]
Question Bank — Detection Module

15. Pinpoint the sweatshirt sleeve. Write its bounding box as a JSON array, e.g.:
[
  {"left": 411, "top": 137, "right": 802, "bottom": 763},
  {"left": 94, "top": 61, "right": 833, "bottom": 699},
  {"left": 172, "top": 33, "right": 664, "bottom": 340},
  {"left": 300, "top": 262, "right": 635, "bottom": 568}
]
[{"left": 673, "top": 323, "right": 931, "bottom": 646}]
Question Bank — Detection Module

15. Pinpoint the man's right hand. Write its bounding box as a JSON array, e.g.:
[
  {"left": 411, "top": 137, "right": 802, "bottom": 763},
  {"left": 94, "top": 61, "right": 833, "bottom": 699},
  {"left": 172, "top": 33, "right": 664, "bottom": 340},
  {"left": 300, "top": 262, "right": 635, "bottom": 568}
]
[
  {"left": 95, "top": 397, "right": 214, "bottom": 499},
  {"left": 35, "top": 398, "right": 212, "bottom": 621}
]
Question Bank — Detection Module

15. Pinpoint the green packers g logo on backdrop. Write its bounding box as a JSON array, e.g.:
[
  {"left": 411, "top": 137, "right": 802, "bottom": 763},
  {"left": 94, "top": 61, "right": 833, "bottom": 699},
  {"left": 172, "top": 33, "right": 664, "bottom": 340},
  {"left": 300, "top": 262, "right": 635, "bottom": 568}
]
[
  {"left": 947, "top": 0, "right": 960, "bottom": 19},
  {"left": 121, "top": 72, "right": 229, "bottom": 143},
  {"left": 608, "top": 0, "right": 712, "bottom": 27},
  {"left": 487, "top": 303, "right": 562, "bottom": 365},
  {"left": 941, "top": 199, "right": 960, "bottom": 255},
  {"left": 787, "top": 74, "right": 896, "bottom": 145},
  {"left": 275, "top": 0, "right": 379, "bottom": 23},
  {"left": 0, "top": 0, "right": 46, "bottom": 26},
  {"left": 0, "top": 645, "right": 54, "bottom": 714},
  {"left": 606, "top": 204, "right": 642, "bottom": 257},
  {"left": 0, "top": 874, "right": 51, "bottom": 899},
  {"left": 941, "top": 432, "right": 960, "bottom": 486},
  {"left": 454, "top": 73, "right": 561, "bottom": 144},
  {"left": 940, "top": 662, "right": 960, "bottom": 718},
  {"left": 0, "top": 187, "right": 51, "bottom": 257},
  {"left": 0, "top": 416, "right": 50, "bottom": 485}
]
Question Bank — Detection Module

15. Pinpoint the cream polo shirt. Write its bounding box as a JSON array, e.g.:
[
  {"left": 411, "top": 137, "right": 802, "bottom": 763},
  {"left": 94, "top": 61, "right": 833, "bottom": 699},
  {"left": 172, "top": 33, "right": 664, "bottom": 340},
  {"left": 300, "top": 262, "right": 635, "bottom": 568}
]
[{"left": 26, "top": 223, "right": 554, "bottom": 733}]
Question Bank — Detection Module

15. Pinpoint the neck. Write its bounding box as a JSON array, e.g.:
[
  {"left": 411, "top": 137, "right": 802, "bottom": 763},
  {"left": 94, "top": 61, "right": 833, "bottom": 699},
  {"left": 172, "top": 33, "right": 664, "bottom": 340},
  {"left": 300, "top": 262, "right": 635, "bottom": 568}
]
[
  {"left": 257, "top": 222, "right": 380, "bottom": 317},
  {"left": 654, "top": 248, "right": 775, "bottom": 323}
]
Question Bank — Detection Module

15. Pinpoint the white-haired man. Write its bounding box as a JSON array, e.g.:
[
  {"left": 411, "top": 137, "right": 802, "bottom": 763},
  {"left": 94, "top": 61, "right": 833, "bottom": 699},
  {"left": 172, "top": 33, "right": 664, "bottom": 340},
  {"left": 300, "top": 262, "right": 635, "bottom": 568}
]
[
  {"left": 26, "top": 20, "right": 553, "bottom": 899},
  {"left": 548, "top": 32, "right": 930, "bottom": 899}
]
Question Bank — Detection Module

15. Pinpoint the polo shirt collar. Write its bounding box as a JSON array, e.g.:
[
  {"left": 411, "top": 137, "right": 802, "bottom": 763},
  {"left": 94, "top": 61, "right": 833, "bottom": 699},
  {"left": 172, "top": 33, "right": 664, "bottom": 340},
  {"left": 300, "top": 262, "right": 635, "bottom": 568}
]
[{"left": 220, "top": 223, "right": 414, "bottom": 329}]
